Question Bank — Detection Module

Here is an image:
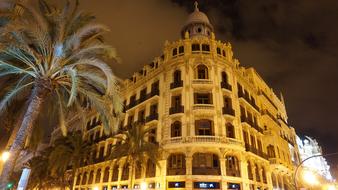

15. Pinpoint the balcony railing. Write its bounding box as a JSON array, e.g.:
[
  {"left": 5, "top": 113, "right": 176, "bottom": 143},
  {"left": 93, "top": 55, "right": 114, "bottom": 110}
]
[
  {"left": 238, "top": 92, "right": 260, "bottom": 111},
  {"left": 170, "top": 80, "right": 183, "bottom": 89},
  {"left": 222, "top": 107, "right": 235, "bottom": 116},
  {"left": 220, "top": 81, "right": 232, "bottom": 91},
  {"left": 146, "top": 113, "right": 159, "bottom": 123},
  {"left": 169, "top": 106, "right": 184, "bottom": 115},
  {"left": 192, "top": 167, "right": 221, "bottom": 175},
  {"left": 245, "top": 144, "right": 268, "bottom": 159},
  {"left": 192, "top": 79, "right": 213, "bottom": 84},
  {"left": 126, "top": 90, "right": 159, "bottom": 111},
  {"left": 261, "top": 109, "right": 280, "bottom": 126},
  {"left": 167, "top": 168, "right": 186, "bottom": 176},
  {"left": 193, "top": 104, "right": 214, "bottom": 110},
  {"left": 162, "top": 136, "right": 242, "bottom": 146}
]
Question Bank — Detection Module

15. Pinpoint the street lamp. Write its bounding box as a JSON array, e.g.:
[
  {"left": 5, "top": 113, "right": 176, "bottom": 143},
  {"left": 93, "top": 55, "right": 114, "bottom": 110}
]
[
  {"left": 302, "top": 170, "right": 319, "bottom": 185},
  {"left": 1, "top": 151, "right": 10, "bottom": 162},
  {"left": 294, "top": 152, "right": 338, "bottom": 189},
  {"left": 93, "top": 186, "right": 99, "bottom": 190}
]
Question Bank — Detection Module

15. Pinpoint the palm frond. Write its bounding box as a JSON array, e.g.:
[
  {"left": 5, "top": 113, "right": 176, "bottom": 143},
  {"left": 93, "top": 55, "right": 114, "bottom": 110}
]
[{"left": 0, "top": 82, "right": 33, "bottom": 113}]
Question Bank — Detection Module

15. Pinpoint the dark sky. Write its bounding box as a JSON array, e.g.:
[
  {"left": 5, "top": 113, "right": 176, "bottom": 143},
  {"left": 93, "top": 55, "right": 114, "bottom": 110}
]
[{"left": 78, "top": 0, "right": 338, "bottom": 171}]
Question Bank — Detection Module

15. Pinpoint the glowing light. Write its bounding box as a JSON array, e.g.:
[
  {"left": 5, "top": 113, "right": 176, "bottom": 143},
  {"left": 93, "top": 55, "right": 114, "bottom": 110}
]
[
  {"left": 93, "top": 186, "right": 99, "bottom": 190},
  {"left": 327, "top": 184, "right": 336, "bottom": 190},
  {"left": 302, "top": 170, "right": 319, "bottom": 185},
  {"left": 140, "top": 182, "right": 147, "bottom": 190},
  {"left": 1, "top": 151, "right": 10, "bottom": 162}
]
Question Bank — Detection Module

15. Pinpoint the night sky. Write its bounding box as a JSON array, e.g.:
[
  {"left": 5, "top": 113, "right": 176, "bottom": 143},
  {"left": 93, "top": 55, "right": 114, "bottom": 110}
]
[
  {"left": 1, "top": 0, "right": 337, "bottom": 178},
  {"left": 78, "top": 0, "right": 338, "bottom": 173}
]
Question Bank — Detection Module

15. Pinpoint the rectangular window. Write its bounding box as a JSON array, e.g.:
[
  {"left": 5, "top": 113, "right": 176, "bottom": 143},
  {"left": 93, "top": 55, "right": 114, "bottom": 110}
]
[
  {"left": 172, "top": 95, "right": 181, "bottom": 107},
  {"left": 202, "top": 44, "right": 210, "bottom": 51},
  {"left": 217, "top": 47, "right": 221, "bottom": 55},
  {"left": 194, "top": 93, "right": 212, "bottom": 104},
  {"left": 140, "top": 88, "right": 147, "bottom": 100},
  {"left": 150, "top": 104, "right": 158, "bottom": 114},
  {"left": 192, "top": 44, "right": 200, "bottom": 51},
  {"left": 224, "top": 97, "right": 232, "bottom": 109},
  {"left": 172, "top": 48, "right": 177, "bottom": 56},
  {"left": 138, "top": 110, "right": 145, "bottom": 122},
  {"left": 250, "top": 135, "right": 256, "bottom": 148},
  {"left": 179, "top": 46, "right": 184, "bottom": 54},
  {"left": 149, "top": 128, "right": 157, "bottom": 143}
]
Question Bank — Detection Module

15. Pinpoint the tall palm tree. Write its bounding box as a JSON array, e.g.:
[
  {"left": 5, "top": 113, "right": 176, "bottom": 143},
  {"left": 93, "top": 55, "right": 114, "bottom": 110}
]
[
  {"left": 110, "top": 123, "right": 161, "bottom": 189},
  {"left": 48, "top": 132, "right": 92, "bottom": 187},
  {"left": 0, "top": 0, "right": 122, "bottom": 184}
]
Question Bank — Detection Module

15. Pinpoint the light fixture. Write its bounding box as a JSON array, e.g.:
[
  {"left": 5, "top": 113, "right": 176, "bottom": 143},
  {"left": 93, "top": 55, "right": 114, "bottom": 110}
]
[
  {"left": 140, "top": 182, "right": 147, "bottom": 190},
  {"left": 93, "top": 186, "right": 99, "bottom": 190},
  {"left": 1, "top": 151, "right": 10, "bottom": 162},
  {"left": 302, "top": 170, "right": 319, "bottom": 185}
]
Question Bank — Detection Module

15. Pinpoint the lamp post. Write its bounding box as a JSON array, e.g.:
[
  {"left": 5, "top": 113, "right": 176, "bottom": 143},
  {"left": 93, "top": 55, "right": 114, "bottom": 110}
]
[{"left": 294, "top": 152, "right": 338, "bottom": 190}]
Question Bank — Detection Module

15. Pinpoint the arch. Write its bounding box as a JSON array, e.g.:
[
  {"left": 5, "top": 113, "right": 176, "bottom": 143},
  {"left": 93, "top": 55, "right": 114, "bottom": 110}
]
[
  {"left": 173, "top": 70, "right": 182, "bottom": 82},
  {"left": 81, "top": 172, "right": 87, "bottom": 185},
  {"left": 167, "top": 153, "right": 186, "bottom": 175},
  {"left": 221, "top": 71, "right": 228, "bottom": 83},
  {"left": 262, "top": 167, "right": 267, "bottom": 183},
  {"left": 195, "top": 119, "right": 213, "bottom": 136},
  {"left": 196, "top": 64, "right": 208, "bottom": 79},
  {"left": 226, "top": 123, "right": 235, "bottom": 138},
  {"left": 192, "top": 153, "right": 220, "bottom": 175},
  {"left": 111, "top": 165, "right": 119, "bottom": 182},
  {"left": 171, "top": 121, "right": 182, "bottom": 137},
  {"left": 135, "top": 161, "right": 142, "bottom": 179},
  {"left": 255, "top": 163, "right": 261, "bottom": 182},
  {"left": 103, "top": 167, "right": 110, "bottom": 182},
  {"left": 247, "top": 161, "right": 253, "bottom": 180},
  {"left": 121, "top": 163, "right": 129, "bottom": 181},
  {"left": 225, "top": 155, "right": 241, "bottom": 177},
  {"left": 88, "top": 170, "right": 94, "bottom": 184},
  {"left": 95, "top": 168, "right": 101, "bottom": 183},
  {"left": 76, "top": 173, "right": 81, "bottom": 185},
  {"left": 145, "top": 159, "right": 156, "bottom": 178}
]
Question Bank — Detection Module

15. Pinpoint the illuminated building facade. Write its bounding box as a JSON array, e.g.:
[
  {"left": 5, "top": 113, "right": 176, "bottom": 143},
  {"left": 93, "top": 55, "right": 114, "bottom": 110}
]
[
  {"left": 70, "top": 2, "right": 300, "bottom": 190},
  {"left": 296, "top": 136, "right": 333, "bottom": 181}
]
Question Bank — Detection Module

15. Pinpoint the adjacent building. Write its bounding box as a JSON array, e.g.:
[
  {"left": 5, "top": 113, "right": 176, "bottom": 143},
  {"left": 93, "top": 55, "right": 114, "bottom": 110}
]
[
  {"left": 70, "top": 3, "right": 300, "bottom": 190},
  {"left": 296, "top": 136, "right": 333, "bottom": 181}
]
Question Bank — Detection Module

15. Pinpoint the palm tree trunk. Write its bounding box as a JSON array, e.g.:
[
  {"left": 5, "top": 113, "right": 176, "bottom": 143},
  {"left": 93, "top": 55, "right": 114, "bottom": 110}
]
[{"left": 0, "top": 83, "right": 47, "bottom": 186}]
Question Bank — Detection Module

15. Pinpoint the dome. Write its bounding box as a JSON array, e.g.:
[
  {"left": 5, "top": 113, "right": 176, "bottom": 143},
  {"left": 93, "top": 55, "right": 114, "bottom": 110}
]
[
  {"left": 184, "top": 8, "right": 211, "bottom": 26},
  {"left": 181, "top": 1, "right": 214, "bottom": 38}
]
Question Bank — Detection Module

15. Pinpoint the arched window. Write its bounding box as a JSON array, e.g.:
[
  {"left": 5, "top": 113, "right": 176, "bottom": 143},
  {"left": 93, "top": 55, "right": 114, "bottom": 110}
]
[
  {"left": 121, "top": 163, "right": 129, "bottom": 180},
  {"left": 272, "top": 173, "right": 277, "bottom": 188},
  {"left": 145, "top": 159, "right": 156, "bottom": 178},
  {"left": 267, "top": 144, "right": 276, "bottom": 158},
  {"left": 173, "top": 70, "right": 181, "bottom": 82},
  {"left": 167, "top": 154, "right": 186, "bottom": 175},
  {"left": 111, "top": 165, "right": 119, "bottom": 182},
  {"left": 262, "top": 167, "right": 267, "bottom": 183},
  {"left": 247, "top": 162, "right": 253, "bottom": 180},
  {"left": 171, "top": 121, "right": 182, "bottom": 137},
  {"left": 76, "top": 173, "right": 81, "bottom": 185},
  {"left": 135, "top": 162, "right": 142, "bottom": 179},
  {"left": 226, "top": 123, "right": 235, "bottom": 138},
  {"left": 95, "top": 168, "right": 101, "bottom": 183},
  {"left": 195, "top": 119, "right": 213, "bottom": 136},
  {"left": 255, "top": 164, "right": 261, "bottom": 182},
  {"left": 226, "top": 155, "right": 240, "bottom": 177},
  {"left": 103, "top": 167, "right": 110, "bottom": 182},
  {"left": 88, "top": 170, "right": 94, "bottom": 184},
  {"left": 197, "top": 65, "right": 208, "bottom": 79},
  {"left": 221, "top": 72, "right": 228, "bottom": 83},
  {"left": 192, "top": 153, "right": 220, "bottom": 175},
  {"left": 81, "top": 172, "right": 87, "bottom": 185}
]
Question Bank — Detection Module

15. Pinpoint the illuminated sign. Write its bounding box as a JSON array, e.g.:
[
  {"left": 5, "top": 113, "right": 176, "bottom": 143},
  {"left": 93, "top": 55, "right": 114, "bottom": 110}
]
[
  {"left": 168, "top": 181, "right": 186, "bottom": 188},
  {"left": 228, "top": 183, "right": 241, "bottom": 190},
  {"left": 194, "top": 182, "right": 220, "bottom": 189}
]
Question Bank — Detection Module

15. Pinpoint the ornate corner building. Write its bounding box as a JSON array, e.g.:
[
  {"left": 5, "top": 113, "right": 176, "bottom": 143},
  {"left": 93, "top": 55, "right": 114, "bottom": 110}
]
[{"left": 72, "top": 3, "right": 301, "bottom": 190}]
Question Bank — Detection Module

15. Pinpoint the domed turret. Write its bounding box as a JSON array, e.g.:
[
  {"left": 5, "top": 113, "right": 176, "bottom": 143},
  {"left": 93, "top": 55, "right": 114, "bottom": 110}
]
[{"left": 181, "top": 1, "right": 214, "bottom": 39}]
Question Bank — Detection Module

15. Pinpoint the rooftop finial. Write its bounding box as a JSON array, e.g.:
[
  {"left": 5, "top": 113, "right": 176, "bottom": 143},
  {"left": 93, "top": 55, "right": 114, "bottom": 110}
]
[{"left": 194, "top": 1, "right": 199, "bottom": 11}]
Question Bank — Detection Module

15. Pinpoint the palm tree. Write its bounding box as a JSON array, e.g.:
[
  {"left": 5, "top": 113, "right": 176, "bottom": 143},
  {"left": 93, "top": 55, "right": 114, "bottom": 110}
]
[
  {"left": 110, "top": 123, "right": 161, "bottom": 189},
  {"left": 48, "top": 132, "right": 92, "bottom": 187},
  {"left": 0, "top": 0, "right": 122, "bottom": 184}
]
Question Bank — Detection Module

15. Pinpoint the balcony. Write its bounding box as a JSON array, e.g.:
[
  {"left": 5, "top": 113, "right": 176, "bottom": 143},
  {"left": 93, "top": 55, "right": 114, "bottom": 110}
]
[
  {"left": 193, "top": 104, "right": 215, "bottom": 116},
  {"left": 192, "top": 79, "right": 213, "bottom": 90},
  {"left": 238, "top": 92, "right": 260, "bottom": 112},
  {"left": 220, "top": 81, "right": 232, "bottom": 91},
  {"left": 170, "top": 80, "right": 183, "bottom": 89},
  {"left": 162, "top": 136, "right": 243, "bottom": 146},
  {"left": 169, "top": 106, "right": 184, "bottom": 115},
  {"left": 126, "top": 90, "right": 159, "bottom": 111},
  {"left": 261, "top": 109, "right": 281, "bottom": 127},
  {"left": 146, "top": 113, "right": 159, "bottom": 123},
  {"left": 192, "top": 167, "right": 221, "bottom": 175},
  {"left": 193, "top": 104, "right": 214, "bottom": 110},
  {"left": 245, "top": 144, "right": 268, "bottom": 160},
  {"left": 222, "top": 107, "right": 235, "bottom": 116},
  {"left": 167, "top": 168, "right": 186, "bottom": 176}
]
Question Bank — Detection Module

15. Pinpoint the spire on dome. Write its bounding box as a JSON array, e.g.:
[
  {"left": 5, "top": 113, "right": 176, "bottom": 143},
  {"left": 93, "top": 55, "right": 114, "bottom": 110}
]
[{"left": 194, "top": 1, "right": 199, "bottom": 12}]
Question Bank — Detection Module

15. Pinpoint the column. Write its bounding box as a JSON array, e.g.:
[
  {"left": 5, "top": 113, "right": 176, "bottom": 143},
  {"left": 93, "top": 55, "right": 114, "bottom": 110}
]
[
  {"left": 186, "top": 155, "right": 193, "bottom": 189},
  {"left": 159, "top": 159, "right": 167, "bottom": 190},
  {"left": 241, "top": 158, "right": 250, "bottom": 190}
]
